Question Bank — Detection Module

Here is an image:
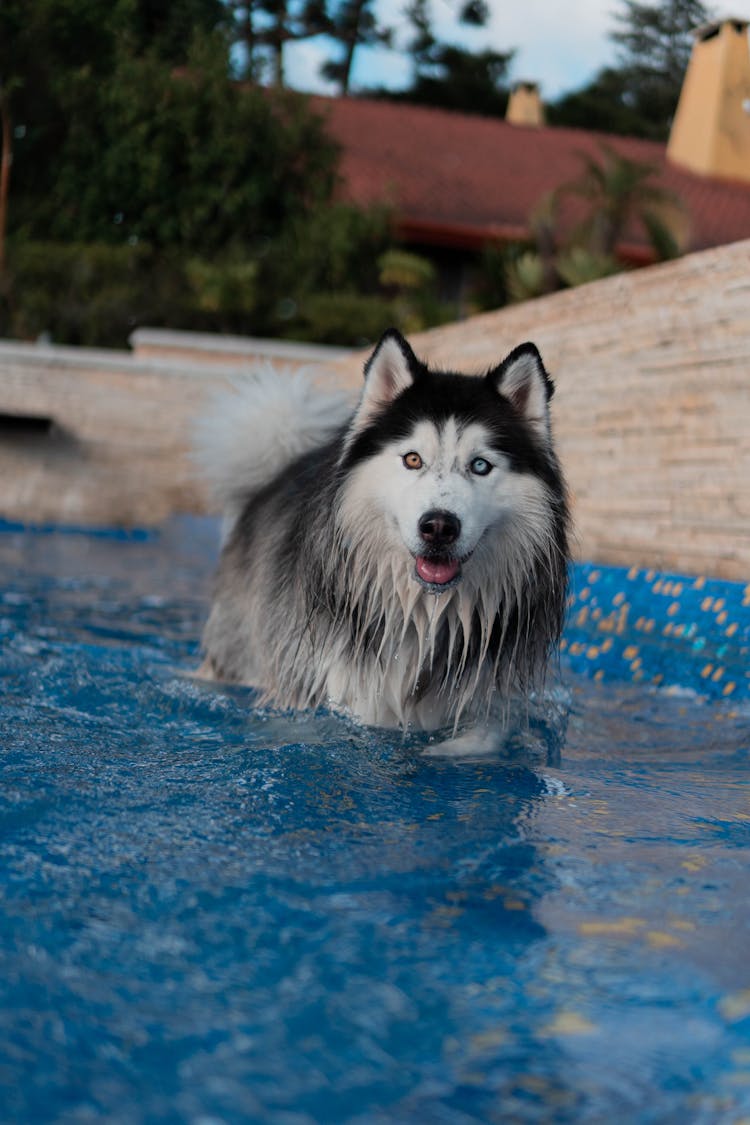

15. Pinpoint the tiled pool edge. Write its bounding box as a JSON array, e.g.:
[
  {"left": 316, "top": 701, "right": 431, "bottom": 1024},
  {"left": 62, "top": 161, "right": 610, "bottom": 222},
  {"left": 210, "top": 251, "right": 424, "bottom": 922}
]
[{"left": 565, "top": 562, "right": 750, "bottom": 703}]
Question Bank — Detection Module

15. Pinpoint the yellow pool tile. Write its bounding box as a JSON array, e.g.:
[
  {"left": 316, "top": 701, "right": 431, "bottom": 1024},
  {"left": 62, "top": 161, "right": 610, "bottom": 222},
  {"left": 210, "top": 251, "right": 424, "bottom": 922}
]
[
  {"left": 540, "top": 1011, "right": 598, "bottom": 1037},
  {"left": 579, "top": 917, "right": 646, "bottom": 936},
  {"left": 719, "top": 990, "right": 750, "bottom": 1023},
  {"left": 646, "top": 931, "right": 684, "bottom": 949}
]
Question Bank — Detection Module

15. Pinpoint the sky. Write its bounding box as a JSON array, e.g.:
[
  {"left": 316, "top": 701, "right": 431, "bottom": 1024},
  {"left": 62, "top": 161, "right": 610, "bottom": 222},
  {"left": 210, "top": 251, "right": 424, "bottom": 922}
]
[{"left": 283, "top": 0, "right": 750, "bottom": 102}]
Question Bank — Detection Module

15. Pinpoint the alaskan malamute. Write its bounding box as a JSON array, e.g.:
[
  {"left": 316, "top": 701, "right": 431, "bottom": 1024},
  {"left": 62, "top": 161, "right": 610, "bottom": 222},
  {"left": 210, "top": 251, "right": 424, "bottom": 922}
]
[{"left": 197, "top": 329, "right": 570, "bottom": 736}]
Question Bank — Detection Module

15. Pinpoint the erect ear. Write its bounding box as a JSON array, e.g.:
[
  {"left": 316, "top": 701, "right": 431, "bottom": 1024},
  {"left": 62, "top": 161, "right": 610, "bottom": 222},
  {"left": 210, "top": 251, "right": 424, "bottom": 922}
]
[
  {"left": 489, "top": 342, "right": 554, "bottom": 444},
  {"left": 348, "top": 329, "right": 423, "bottom": 437}
]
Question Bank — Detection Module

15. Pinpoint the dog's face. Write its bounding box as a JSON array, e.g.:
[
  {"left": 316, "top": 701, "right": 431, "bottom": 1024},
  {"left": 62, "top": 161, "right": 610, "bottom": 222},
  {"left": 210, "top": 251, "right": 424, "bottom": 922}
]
[{"left": 339, "top": 330, "right": 562, "bottom": 594}]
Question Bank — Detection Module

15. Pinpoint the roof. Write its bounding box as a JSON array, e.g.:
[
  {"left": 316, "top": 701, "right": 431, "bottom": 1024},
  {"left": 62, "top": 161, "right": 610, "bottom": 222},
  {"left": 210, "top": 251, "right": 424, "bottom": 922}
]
[{"left": 314, "top": 95, "right": 750, "bottom": 260}]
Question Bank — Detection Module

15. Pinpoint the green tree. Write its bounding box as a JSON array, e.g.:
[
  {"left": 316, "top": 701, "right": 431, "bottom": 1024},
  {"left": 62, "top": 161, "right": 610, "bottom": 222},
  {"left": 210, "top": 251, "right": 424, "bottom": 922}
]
[
  {"left": 0, "top": 0, "right": 122, "bottom": 277},
  {"left": 130, "top": 0, "right": 228, "bottom": 62},
  {"left": 562, "top": 144, "right": 683, "bottom": 258},
  {"left": 550, "top": 0, "right": 713, "bottom": 140},
  {"left": 548, "top": 67, "right": 659, "bottom": 137},
  {"left": 10, "top": 29, "right": 338, "bottom": 253},
  {"left": 322, "top": 0, "right": 392, "bottom": 94},
  {"left": 611, "top": 0, "right": 714, "bottom": 132},
  {"left": 228, "top": 0, "right": 330, "bottom": 85},
  {"left": 379, "top": 0, "right": 513, "bottom": 116},
  {"left": 503, "top": 145, "right": 685, "bottom": 301}
]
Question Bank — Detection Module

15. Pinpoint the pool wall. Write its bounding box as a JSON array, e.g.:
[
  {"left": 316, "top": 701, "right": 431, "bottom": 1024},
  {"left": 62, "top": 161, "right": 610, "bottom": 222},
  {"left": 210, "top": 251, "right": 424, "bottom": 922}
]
[{"left": 565, "top": 562, "right": 750, "bottom": 702}]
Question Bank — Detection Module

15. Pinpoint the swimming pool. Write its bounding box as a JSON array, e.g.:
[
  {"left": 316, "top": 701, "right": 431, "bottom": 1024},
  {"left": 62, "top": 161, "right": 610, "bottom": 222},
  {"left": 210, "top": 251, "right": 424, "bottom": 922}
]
[{"left": 1, "top": 518, "right": 749, "bottom": 1123}]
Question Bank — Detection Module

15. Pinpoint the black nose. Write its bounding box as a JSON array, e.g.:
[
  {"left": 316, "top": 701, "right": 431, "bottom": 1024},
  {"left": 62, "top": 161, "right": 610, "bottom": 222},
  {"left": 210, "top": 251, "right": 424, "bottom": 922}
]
[{"left": 418, "top": 509, "right": 461, "bottom": 547}]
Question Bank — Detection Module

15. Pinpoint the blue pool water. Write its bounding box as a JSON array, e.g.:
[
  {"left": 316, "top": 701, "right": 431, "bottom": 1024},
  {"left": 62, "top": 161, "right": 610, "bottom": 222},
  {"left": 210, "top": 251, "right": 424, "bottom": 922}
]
[{"left": 1, "top": 519, "right": 749, "bottom": 1123}]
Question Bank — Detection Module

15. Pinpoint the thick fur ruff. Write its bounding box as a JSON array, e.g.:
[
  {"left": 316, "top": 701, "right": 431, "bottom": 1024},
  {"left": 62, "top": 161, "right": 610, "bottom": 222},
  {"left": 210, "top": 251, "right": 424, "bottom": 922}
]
[{"left": 199, "top": 332, "right": 570, "bottom": 732}]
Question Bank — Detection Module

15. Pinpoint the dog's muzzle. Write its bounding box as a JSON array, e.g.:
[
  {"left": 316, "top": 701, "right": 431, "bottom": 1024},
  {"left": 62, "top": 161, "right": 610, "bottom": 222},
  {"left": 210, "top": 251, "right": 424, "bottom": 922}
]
[{"left": 414, "top": 509, "right": 462, "bottom": 592}]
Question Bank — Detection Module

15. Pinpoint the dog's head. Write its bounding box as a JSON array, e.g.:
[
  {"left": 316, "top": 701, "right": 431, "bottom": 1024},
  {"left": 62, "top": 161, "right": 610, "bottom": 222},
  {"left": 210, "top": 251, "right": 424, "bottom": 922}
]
[{"left": 338, "top": 329, "right": 565, "bottom": 595}]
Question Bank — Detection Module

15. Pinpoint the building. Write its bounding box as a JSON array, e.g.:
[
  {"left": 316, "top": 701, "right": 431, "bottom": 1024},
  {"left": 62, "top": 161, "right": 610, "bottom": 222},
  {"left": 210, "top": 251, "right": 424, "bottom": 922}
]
[{"left": 311, "top": 18, "right": 750, "bottom": 300}]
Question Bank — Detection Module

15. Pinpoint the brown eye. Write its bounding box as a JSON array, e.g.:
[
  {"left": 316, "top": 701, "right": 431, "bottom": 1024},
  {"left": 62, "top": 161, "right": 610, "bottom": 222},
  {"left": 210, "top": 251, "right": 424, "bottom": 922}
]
[{"left": 402, "top": 451, "right": 423, "bottom": 470}]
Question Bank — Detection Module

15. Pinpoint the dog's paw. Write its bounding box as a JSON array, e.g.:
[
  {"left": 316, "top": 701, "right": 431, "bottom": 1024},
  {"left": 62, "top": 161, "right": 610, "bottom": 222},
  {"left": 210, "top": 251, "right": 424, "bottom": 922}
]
[{"left": 422, "top": 725, "right": 503, "bottom": 758}]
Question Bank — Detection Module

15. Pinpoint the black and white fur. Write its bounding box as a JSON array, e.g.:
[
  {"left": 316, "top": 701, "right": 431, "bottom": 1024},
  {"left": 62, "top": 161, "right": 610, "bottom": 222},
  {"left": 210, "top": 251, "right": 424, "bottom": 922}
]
[{"left": 197, "top": 330, "right": 570, "bottom": 736}]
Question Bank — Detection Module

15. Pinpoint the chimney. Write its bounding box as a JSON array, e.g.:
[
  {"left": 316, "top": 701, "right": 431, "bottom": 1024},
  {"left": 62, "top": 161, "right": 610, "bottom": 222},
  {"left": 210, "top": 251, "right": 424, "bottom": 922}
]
[
  {"left": 506, "top": 82, "right": 545, "bottom": 127},
  {"left": 667, "top": 17, "right": 750, "bottom": 182}
]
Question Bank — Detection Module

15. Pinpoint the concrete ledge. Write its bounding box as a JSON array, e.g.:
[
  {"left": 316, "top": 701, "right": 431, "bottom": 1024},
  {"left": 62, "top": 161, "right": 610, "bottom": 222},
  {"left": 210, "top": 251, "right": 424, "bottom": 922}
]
[
  {"left": 130, "top": 328, "right": 352, "bottom": 368},
  {"left": 0, "top": 332, "right": 360, "bottom": 527}
]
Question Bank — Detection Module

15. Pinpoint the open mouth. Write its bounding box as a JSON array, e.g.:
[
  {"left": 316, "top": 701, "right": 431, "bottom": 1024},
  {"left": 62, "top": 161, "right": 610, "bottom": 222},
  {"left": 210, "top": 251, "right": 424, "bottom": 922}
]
[{"left": 414, "top": 554, "right": 462, "bottom": 593}]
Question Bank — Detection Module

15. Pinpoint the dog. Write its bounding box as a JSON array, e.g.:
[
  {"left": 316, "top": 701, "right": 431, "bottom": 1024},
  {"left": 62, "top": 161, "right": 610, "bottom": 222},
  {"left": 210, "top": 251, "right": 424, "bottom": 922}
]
[{"left": 196, "top": 329, "right": 570, "bottom": 740}]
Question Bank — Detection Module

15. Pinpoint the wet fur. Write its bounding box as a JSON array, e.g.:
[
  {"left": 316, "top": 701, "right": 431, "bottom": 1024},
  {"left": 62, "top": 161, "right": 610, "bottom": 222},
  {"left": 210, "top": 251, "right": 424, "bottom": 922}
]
[{"left": 199, "top": 332, "right": 570, "bottom": 732}]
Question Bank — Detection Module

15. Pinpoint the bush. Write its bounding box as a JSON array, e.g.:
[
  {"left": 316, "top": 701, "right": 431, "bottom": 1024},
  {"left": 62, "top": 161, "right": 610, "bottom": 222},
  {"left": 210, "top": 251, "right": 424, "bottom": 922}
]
[
  {"left": 2, "top": 241, "right": 170, "bottom": 346},
  {"left": 289, "top": 292, "right": 399, "bottom": 347},
  {"left": 0, "top": 232, "right": 459, "bottom": 349},
  {"left": 0, "top": 241, "right": 266, "bottom": 346}
]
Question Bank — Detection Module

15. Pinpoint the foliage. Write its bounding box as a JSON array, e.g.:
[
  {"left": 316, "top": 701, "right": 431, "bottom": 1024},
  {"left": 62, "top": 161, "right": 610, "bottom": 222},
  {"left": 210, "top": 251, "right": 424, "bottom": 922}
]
[
  {"left": 252, "top": 201, "right": 394, "bottom": 336},
  {"left": 503, "top": 249, "right": 548, "bottom": 304},
  {"left": 227, "top": 0, "right": 330, "bottom": 85},
  {"left": 554, "top": 246, "right": 621, "bottom": 288},
  {"left": 378, "top": 249, "right": 436, "bottom": 290},
  {"left": 377, "top": 248, "right": 452, "bottom": 334},
  {"left": 396, "top": 45, "right": 512, "bottom": 116},
  {"left": 550, "top": 0, "right": 713, "bottom": 140},
  {"left": 501, "top": 145, "right": 685, "bottom": 303},
  {"left": 0, "top": 241, "right": 183, "bottom": 346},
  {"left": 185, "top": 257, "right": 259, "bottom": 317},
  {"left": 130, "top": 0, "right": 229, "bottom": 63},
  {"left": 0, "top": 2, "right": 467, "bottom": 347},
  {"left": 0, "top": 0, "right": 702, "bottom": 347},
  {"left": 562, "top": 144, "right": 684, "bottom": 257},
  {"left": 12, "top": 35, "right": 338, "bottom": 255},
  {"left": 376, "top": 0, "right": 512, "bottom": 117},
  {"left": 288, "top": 291, "right": 398, "bottom": 345},
  {"left": 322, "top": 0, "right": 393, "bottom": 94},
  {"left": 547, "top": 68, "right": 660, "bottom": 137}
]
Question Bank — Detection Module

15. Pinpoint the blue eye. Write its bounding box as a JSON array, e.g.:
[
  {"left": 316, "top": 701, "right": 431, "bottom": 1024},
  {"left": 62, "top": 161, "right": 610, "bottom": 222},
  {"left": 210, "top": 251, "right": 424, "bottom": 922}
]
[{"left": 470, "top": 457, "right": 492, "bottom": 476}]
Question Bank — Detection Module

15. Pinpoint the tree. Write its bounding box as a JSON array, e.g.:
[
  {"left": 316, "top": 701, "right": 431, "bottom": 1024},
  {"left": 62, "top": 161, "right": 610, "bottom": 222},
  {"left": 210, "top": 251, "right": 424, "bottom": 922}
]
[
  {"left": 548, "top": 67, "right": 661, "bottom": 137},
  {"left": 550, "top": 0, "right": 713, "bottom": 140},
  {"left": 611, "top": 0, "right": 714, "bottom": 130},
  {"left": 321, "top": 0, "right": 392, "bottom": 94},
  {"left": 378, "top": 0, "right": 513, "bottom": 117},
  {"left": 402, "top": 44, "right": 512, "bottom": 116},
  {"left": 0, "top": 0, "right": 128, "bottom": 279},
  {"left": 503, "top": 145, "right": 685, "bottom": 301},
  {"left": 561, "top": 144, "right": 684, "bottom": 258},
  {"left": 42, "top": 36, "right": 338, "bottom": 252},
  {"left": 228, "top": 0, "right": 330, "bottom": 85},
  {"left": 130, "top": 0, "right": 228, "bottom": 63},
  {"left": 0, "top": 78, "right": 14, "bottom": 279}
]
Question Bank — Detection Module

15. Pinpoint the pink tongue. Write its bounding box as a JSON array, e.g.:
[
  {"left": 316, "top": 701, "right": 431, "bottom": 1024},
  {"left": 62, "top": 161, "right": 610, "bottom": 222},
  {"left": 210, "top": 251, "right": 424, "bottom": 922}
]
[{"left": 416, "top": 556, "right": 460, "bottom": 585}]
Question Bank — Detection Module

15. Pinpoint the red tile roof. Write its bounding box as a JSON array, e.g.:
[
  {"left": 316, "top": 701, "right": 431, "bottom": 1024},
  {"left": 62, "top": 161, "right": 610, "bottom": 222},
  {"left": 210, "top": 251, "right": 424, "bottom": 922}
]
[{"left": 314, "top": 95, "right": 750, "bottom": 260}]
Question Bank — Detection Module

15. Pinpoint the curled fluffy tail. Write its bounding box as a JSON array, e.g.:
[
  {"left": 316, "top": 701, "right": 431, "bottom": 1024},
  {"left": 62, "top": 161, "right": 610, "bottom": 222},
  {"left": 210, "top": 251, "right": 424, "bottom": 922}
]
[{"left": 193, "top": 364, "right": 355, "bottom": 524}]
